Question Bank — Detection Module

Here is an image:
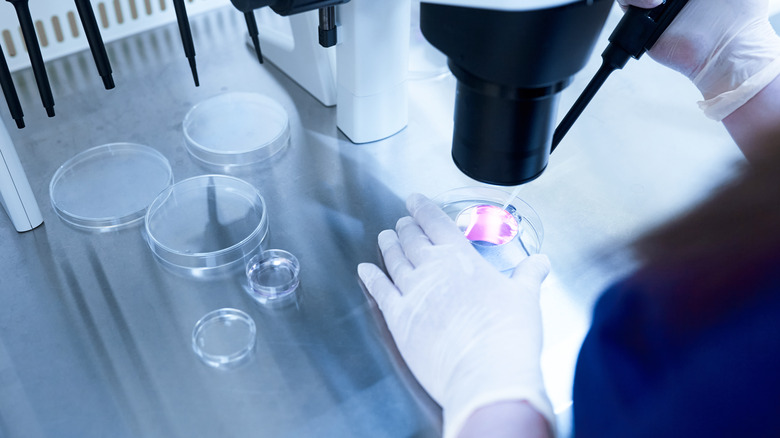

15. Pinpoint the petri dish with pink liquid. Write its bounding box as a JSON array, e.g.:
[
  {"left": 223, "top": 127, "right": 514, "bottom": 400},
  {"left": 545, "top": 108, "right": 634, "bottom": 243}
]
[{"left": 435, "top": 187, "right": 543, "bottom": 273}]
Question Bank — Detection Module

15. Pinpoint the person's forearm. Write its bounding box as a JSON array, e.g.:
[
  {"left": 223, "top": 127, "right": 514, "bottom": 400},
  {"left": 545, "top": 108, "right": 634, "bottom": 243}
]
[
  {"left": 457, "top": 401, "right": 554, "bottom": 438},
  {"left": 722, "top": 74, "right": 780, "bottom": 161}
]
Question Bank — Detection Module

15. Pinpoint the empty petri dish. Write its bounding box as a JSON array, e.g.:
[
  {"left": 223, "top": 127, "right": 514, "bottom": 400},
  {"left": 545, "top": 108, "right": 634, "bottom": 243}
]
[
  {"left": 435, "top": 187, "right": 543, "bottom": 273},
  {"left": 50, "top": 143, "right": 173, "bottom": 231},
  {"left": 182, "top": 92, "right": 290, "bottom": 167},
  {"left": 144, "top": 175, "right": 269, "bottom": 278},
  {"left": 192, "top": 308, "right": 256, "bottom": 369},
  {"left": 246, "top": 249, "right": 300, "bottom": 300}
]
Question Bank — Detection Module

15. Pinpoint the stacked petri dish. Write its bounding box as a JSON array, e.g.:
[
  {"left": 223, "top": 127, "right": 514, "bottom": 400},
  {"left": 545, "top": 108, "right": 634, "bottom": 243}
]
[{"left": 144, "top": 175, "right": 269, "bottom": 278}]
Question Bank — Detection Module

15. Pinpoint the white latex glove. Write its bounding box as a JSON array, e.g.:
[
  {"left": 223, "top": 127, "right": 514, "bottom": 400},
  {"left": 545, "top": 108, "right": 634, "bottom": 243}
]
[
  {"left": 620, "top": 0, "right": 780, "bottom": 120},
  {"left": 357, "top": 194, "right": 554, "bottom": 438}
]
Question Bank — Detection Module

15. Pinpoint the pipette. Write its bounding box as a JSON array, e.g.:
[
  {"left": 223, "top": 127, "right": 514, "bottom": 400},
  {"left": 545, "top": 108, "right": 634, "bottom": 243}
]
[
  {"left": 6, "top": 0, "right": 55, "bottom": 117},
  {"left": 74, "top": 0, "right": 115, "bottom": 89},
  {"left": 0, "top": 44, "right": 24, "bottom": 129},
  {"left": 172, "top": 0, "right": 199, "bottom": 86},
  {"left": 244, "top": 11, "right": 264, "bottom": 64},
  {"left": 551, "top": 0, "right": 690, "bottom": 151}
]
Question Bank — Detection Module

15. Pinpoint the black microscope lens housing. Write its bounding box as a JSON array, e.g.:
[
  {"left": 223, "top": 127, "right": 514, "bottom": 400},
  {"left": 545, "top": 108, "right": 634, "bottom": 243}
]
[{"left": 420, "top": 0, "right": 613, "bottom": 186}]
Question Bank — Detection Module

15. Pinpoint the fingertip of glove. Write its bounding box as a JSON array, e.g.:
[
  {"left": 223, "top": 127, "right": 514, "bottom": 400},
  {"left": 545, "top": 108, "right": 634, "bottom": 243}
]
[
  {"left": 512, "top": 254, "right": 551, "bottom": 283},
  {"left": 377, "top": 229, "right": 397, "bottom": 247},
  {"left": 529, "top": 254, "right": 551, "bottom": 270},
  {"left": 357, "top": 263, "right": 381, "bottom": 289},
  {"left": 357, "top": 262, "right": 371, "bottom": 278},
  {"left": 395, "top": 215, "right": 415, "bottom": 230},
  {"left": 405, "top": 193, "right": 429, "bottom": 214}
]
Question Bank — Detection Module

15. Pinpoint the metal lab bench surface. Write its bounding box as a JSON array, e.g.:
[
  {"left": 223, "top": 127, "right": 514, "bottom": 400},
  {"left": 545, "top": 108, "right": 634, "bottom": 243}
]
[{"left": 0, "top": 6, "right": 744, "bottom": 438}]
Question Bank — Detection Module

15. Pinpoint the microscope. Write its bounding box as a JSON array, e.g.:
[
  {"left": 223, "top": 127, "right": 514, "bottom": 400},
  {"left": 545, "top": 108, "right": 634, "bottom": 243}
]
[
  {"left": 420, "top": 0, "right": 614, "bottom": 186},
  {"left": 0, "top": 0, "right": 687, "bottom": 231},
  {"left": 234, "top": 0, "right": 686, "bottom": 185},
  {"left": 231, "top": 0, "right": 613, "bottom": 186},
  {"left": 227, "top": 0, "right": 613, "bottom": 183}
]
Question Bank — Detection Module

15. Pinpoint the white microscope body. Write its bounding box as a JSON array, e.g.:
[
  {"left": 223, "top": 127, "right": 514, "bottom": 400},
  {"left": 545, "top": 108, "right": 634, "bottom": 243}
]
[{"left": 256, "top": 0, "right": 574, "bottom": 144}]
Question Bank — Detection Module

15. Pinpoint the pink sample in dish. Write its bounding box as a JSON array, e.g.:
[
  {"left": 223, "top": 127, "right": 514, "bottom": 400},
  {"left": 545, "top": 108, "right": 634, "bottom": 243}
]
[{"left": 456, "top": 204, "right": 519, "bottom": 245}]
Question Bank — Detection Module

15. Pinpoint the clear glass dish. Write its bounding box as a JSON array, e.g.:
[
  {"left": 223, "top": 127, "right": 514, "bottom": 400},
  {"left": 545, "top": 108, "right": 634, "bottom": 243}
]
[
  {"left": 434, "top": 186, "right": 543, "bottom": 273},
  {"left": 182, "top": 92, "right": 290, "bottom": 167},
  {"left": 246, "top": 249, "right": 300, "bottom": 301},
  {"left": 192, "top": 308, "right": 256, "bottom": 369},
  {"left": 144, "top": 175, "right": 269, "bottom": 278},
  {"left": 50, "top": 143, "right": 173, "bottom": 231}
]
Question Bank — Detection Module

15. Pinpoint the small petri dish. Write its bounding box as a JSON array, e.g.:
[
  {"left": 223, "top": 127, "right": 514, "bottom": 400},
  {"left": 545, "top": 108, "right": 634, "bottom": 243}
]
[
  {"left": 144, "top": 175, "right": 269, "bottom": 278},
  {"left": 182, "top": 92, "right": 290, "bottom": 167},
  {"left": 50, "top": 143, "right": 173, "bottom": 231},
  {"left": 435, "top": 187, "right": 543, "bottom": 273},
  {"left": 246, "top": 249, "right": 300, "bottom": 300},
  {"left": 192, "top": 308, "right": 256, "bottom": 369}
]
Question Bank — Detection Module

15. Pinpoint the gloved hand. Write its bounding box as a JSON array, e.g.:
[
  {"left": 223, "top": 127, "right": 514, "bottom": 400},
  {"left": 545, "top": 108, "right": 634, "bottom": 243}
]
[
  {"left": 357, "top": 193, "right": 554, "bottom": 438},
  {"left": 620, "top": 0, "right": 780, "bottom": 120}
]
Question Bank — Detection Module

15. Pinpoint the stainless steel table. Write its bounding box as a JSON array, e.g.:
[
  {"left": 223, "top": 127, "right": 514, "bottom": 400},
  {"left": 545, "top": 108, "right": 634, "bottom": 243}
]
[{"left": 0, "top": 6, "right": 745, "bottom": 438}]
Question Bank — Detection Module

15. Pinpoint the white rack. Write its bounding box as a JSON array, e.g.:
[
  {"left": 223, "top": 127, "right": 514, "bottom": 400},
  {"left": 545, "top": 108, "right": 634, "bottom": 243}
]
[{"left": 0, "top": 0, "right": 229, "bottom": 72}]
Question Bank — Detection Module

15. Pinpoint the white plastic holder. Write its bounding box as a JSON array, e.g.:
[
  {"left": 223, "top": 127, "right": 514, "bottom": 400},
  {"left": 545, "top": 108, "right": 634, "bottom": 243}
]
[
  {"left": 0, "top": 121, "right": 43, "bottom": 232},
  {"left": 257, "top": 0, "right": 410, "bottom": 144},
  {"left": 254, "top": 10, "right": 337, "bottom": 107}
]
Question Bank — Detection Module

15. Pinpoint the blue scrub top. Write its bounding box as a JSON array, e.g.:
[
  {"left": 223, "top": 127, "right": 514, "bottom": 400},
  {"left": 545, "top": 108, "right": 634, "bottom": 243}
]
[{"left": 572, "top": 253, "right": 780, "bottom": 437}]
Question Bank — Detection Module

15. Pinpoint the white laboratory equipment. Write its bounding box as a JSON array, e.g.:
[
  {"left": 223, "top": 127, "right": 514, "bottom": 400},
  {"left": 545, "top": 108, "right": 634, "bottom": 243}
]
[
  {"left": 252, "top": 1, "right": 411, "bottom": 144},
  {"left": 0, "top": 120, "right": 42, "bottom": 232}
]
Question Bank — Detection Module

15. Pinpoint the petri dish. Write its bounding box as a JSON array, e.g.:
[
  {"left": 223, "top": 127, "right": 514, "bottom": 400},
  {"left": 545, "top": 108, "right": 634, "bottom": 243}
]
[
  {"left": 144, "top": 175, "right": 269, "bottom": 278},
  {"left": 434, "top": 187, "right": 543, "bottom": 273},
  {"left": 49, "top": 143, "right": 173, "bottom": 231},
  {"left": 192, "top": 308, "right": 256, "bottom": 369},
  {"left": 246, "top": 249, "right": 300, "bottom": 300},
  {"left": 182, "top": 92, "right": 290, "bottom": 167}
]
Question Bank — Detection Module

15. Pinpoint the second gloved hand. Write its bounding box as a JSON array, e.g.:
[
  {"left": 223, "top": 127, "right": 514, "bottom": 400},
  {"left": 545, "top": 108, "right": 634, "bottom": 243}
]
[
  {"left": 358, "top": 194, "right": 554, "bottom": 438},
  {"left": 620, "top": 0, "right": 780, "bottom": 120}
]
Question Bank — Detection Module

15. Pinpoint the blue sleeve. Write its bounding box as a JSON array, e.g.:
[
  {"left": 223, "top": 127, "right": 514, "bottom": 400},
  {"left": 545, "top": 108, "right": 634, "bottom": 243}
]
[{"left": 571, "top": 276, "right": 780, "bottom": 438}]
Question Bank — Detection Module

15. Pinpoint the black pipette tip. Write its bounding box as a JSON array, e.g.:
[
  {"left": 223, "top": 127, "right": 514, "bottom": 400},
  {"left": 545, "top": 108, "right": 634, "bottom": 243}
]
[
  {"left": 75, "top": 0, "right": 115, "bottom": 91},
  {"left": 1, "top": 40, "right": 24, "bottom": 129},
  {"left": 102, "top": 74, "right": 115, "bottom": 90},
  {"left": 250, "top": 35, "right": 264, "bottom": 64},
  {"left": 244, "top": 11, "right": 264, "bottom": 64},
  {"left": 188, "top": 57, "right": 200, "bottom": 87},
  {"left": 8, "top": 0, "right": 56, "bottom": 120},
  {"left": 173, "top": 0, "right": 199, "bottom": 87}
]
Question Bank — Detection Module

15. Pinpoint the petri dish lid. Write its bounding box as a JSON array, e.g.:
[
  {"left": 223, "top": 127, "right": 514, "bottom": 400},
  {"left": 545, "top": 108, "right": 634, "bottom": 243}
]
[
  {"left": 49, "top": 143, "right": 173, "bottom": 231},
  {"left": 192, "top": 308, "right": 256, "bottom": 369},
  {"left": 182, "top": 92, "right": 290, "bottom": 166},
  {"left": 144, "top": 174, "right": 269, "bottom": 278}
]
